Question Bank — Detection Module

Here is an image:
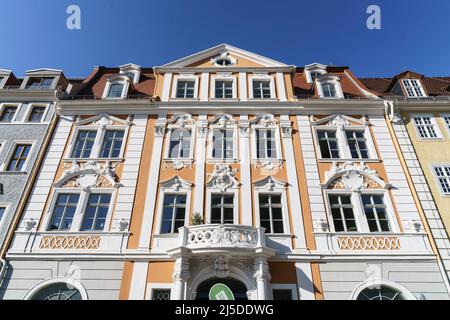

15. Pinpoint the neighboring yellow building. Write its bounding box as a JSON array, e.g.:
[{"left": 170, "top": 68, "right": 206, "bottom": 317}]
[{"left": 362, "top": 71, "right": 450, "bottom": 281}]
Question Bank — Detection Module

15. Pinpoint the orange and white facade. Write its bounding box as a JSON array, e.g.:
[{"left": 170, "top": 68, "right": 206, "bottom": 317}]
[{"left": 1, "top": 45, "right": 450, "bottom": 300}]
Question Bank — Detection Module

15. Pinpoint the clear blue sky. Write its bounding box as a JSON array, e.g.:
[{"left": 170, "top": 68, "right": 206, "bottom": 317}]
[{"left": 1, "top": 0, "right": 449, "bottom": 78}]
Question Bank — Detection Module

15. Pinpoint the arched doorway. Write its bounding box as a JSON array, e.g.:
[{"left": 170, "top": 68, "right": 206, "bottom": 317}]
[{"left": 195, "top": 277, "right": 248, "bottom": 300}]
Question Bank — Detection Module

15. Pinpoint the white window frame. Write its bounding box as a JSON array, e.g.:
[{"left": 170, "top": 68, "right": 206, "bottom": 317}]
[
  {"left": 211, "top": 73, "right": 237, "bottom": 100},
  {"left": 0, "top": 140, "right": 36, "bottom": 173},
  {"left": 253, "top": 177, "right": 291, "bottom": 235},
  {"left": 409, "top": 113, "right": 443, "bottom": 141},
  {"left": 164, "top": 126, "right": 196, "bottom": 160},
  {"left": 440, "top": 113, "right": 450, "bottom": 138},
  {"left": 316, "top": 76, "right": 344, "bottom": 99},
  {"left": 0, "top": 103, "right": 21, "bottom": 123},
  {"left": 304, "top": 63, "right": 327, "bottom": 84},
  {"left": 42, "top": 187, "right": 116, "bottom": 232},
  {"left": 249, "top": 73, "right": 276, "bottom": 100},
  {"left": 402, "top": 79, "right": 426, "bottom": 98},
  {"left": 22, "top": 103, "right": 51, "bottom": 124},
  {"left": 119, "top": 64, "right": 141, "bottom": 84},
  {"left": 270, "top": 284, "right": 298, "bottom": 300},
  {"left": 155, "top": 176, "right": 192, "bottom": 235},
  {"left": 312, "top": 116, "right": 377, "bottom": 161},
  {"left": 324, "top": 189, "right": 399, "bottom": 234},
  {"left": 145, "top": 283, "right": 174, "bottom": 300},
  {"left": 431, "top": 164, "right": 450, "bottom": 197},
  {"left": 251, "top": 126, "right": 282, "bottom": 162},
  {"left": 207, "top": 114, "right": 239, "bottom": 163},
  {"left": 66, "top": 117, "right": 130, "bottom": 160},
  {"left": 206, "top": 190, "right": 239, "bottom": 225},
  {"left": 102, "top": 76, "right": 130, "bottom": 99},
  {"left": 171, "top": 74, "right": 199, "bottom": 100}
]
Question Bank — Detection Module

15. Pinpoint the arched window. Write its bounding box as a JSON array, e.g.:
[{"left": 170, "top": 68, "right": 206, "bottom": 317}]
[
  {"left": 25, "top": 279, "right": 88, "bottom": 300},
  {"left": 107, "top": 83, "right": 125, "bottom": 98},
  {"left": 356, "top": 285, "right": 405, "bottom": 300}
]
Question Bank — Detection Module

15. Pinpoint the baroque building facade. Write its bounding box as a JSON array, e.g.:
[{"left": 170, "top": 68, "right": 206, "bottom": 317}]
[{"left": 1, "top": 45, "right": 450, "bottom": 300}]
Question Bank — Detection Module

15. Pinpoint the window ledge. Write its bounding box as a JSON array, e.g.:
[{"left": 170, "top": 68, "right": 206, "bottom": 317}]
[
  {"left": 63, "top": 157, "right": 125, "bottom": 162},
  {"left": 209, "top": 98, "right": 239, "bottom": 102},
  {"left": 248, "top": 98, "right": 277, "bottom": 102},
  {"left": 317, "top": 158, "right": 381, "bottom": 163},
  {"left": 169, "top": 98, "right": 199, "bottom": 102},
  {"left": 206, "top": 159, "right": 240, "bottom": 164},
  {"left": 0, "top": 171, "right": 28, "bottom": 175}
]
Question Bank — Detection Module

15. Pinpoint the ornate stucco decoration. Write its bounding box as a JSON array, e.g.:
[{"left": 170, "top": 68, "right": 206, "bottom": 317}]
[
  {"left": 322, "top": 161, "right": 391, "bottom": 191},
  {"left": 54, "top": 160, "right": 120, "bottom": 190},
  {"left": 207, "top": 164, "right": 239, "bottom": 192},
  {"left": 163, "top": 159, "right": 194, "bottom": 170},
  {"left": 329, "top": 114, "right": 350, "bottom": 128},
  {"left": 160, "top": 176, "right": 193, "bottom": 192},
  {"left": 253, "top": 176, "right": 288, "bottom": 191},
  {"left": 166, "top": 113, "right": 195, "bottom": 129},
  {"left": 209, "top": 113, "right": 236, "bottom": 128},
  {"left": 251, "top": 113, "right": 278, "bottom": 127},
  {"left": 214, "top": 256, "right": 231, "bottom": 278},
  {"left": 75, "top": 113, "right": 131, "bottom": 128},
  {"left": 311, "top": 114, "right": 368, "bottom": 128}
]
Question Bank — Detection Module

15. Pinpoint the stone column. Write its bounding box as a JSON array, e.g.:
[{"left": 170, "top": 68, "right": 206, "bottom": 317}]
[
  {"left": 172, "top": 256, "right": 190, "bottom": 300},
  {"left": 253, "top": 257, "right": 271, "bottom": 300}
]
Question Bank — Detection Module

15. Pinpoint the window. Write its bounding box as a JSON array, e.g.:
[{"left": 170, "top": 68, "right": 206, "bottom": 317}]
[
  {"left": 211, "top": 194, "right": 234, "bottom": 224},
  {"left": 71, "top": 130, "right": 96, "bottom": 158},
  {"left": 329, "top": 194, "right": 357, "bottom": 232},
  {"left": 107, "top": 83, "right": 125, "bottom": 98},
  {"left": 152, "top": 289, "right": 171, "bottom": 300},
  {"left": 0, "top": 207, "right": 5, "bottom": 222},
  {"left": 80, "top": 193, "right": 111, "bottom": 231},
  {"left": 362, "top": 194, "right": 390, "bottom": 232},
  {"left": 25, "top": 77, "right": 54, "bottom": 89},
  {"left": 259, "top": 194, "right": 283, "bottom": 233},
  {"left": 215, "top": 58, "right": 232, "bottom": 66},
  {"left": 29, "top": 283, "right": 83, "bottom": 300},
  {"left": 212, "top": 129, "right": 234, "bottom": 159},
  {"left": 402, "top": 79, "right": 425, "bottom": 97},
  {"left": 161, "top": 194, "right": 186, "bottom": 234},
  {"left": 356, "top": 286, "right": 405, "bottom": 300},
  {"left": 6, "top": 144, "right": 31, "bottom": 171},
  {"left": 0, "top": 106, "right": 17, "bottom": 123},
  {"left": 345, "top": 130, "right": 370, "bottom": 159},
  {"left": 168, "top": 129, "right": 191, "bottom": 159},
  {"left": 412, "top": 115, "right": 439, "bottom": 139},
  {"left": 100, "top": 130, "right": 124, "bottom": 158},
  {"left": 322, "top": 83, "right": 337, "bottom": 98},
  {"left": 252, "top": 80, "right": 271, "bottom": 99},
  {"left": 272, "top": 289, "right": 293, "bottom": 300},
  {"left": 48, "top": 193, "right": 80, "bottom": 230},
  {"left": 27, "top": 106, "right": 46, "bottom": 122},
  {"left": 317, "top": 130, "right": 339, "bottom": 159},
  {"left": 215, "top": 80, "right": 233, "bottom": 99},
  {"left": 443, "top": 115, "right": 450, "bottom": 131},
  {"left": 176, "top": 80, "right": 195, "bottom": 99},
  {"left": 434, "top": 165, "right": 450, "bottom": 194},
  {"left": 310, "top": 71, "right": 321, "bottom": 82},
  {"left": 256, "top": 129, "right": 277, "bottom": 159},
  {"left": 123, "top": 72, "right": 136, "bottom": 82}
]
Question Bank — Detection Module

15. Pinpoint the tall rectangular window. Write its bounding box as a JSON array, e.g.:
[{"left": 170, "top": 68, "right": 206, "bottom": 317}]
[
  {"left": 317, "top": 130, "right": 339, "bottom": 159},
  {"left": 71, "top": 130, "right": 96, "bottom": 158},
  {"left": 212, "top": 129, "right": 233, "bottom": 159},
  {"left": 176, "top": 80, "right": 195, "bottom": 98},
  {"left": 443, "top": 116, "right": 450, "bottom": 131},
  {"left": 259, "top": 194, "right": 284, "bottom": 233},
  {"left": 434, "top": 165, "right": 450, "bottom": 194},
  {"left": 322, "top": 83, "right": 337, "bottom": 98},
  {"left": 402, "top": 79, "right": 425, "bottom": 97},
  {"left": 81, "top": 193, "right": 111, "bottom": 231},
  {"left": 27, "top": 106, "right": 46, "bottom": 122},
  {"left": 0, "top": 106, "right": 17, "bottom": 123},
  {"left": 100, "top": 130, "right": 124, "bottom": 158},
  {"left": 215, "top": 80, "right": 233, "bottom": 99},
  {"left": 211, "top": 194, "right": 234, "bottom": 224},
  {"left": 346, "top": 130, "right": 370, "bottom": 159},
  {"left": 412, "top": 116, "right": 438, "bottom": 138},
  {"left": 48, "top": 193, "right": 80, "bottom": 230},
  {"left": 0, "top": 207, "right": 5, "bottom": 222},
  {"left": 362, "top": 194, "right": 390, "bottom": 232},
  {"left": 252, "top": 80, "right": 271, "bottom": 99},
  {"left": 256, "top": 129, "right": 277, "bottom": 159},
  {"left": 329, "top": 194, "right": 357, "bottom": 232},
  {"left": 168, "top": 129, "right": 191, "bottom": 159},
  {"left": 161, "top": 194, "right": 186, "bottom": 234},
  {"left": 6, "top": 144, "right": 31, "bottom": 171}
]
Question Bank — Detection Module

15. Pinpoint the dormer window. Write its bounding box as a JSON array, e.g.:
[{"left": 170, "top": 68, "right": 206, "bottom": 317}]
[
  {"left": 304, "top": 63, "right": 327, "bottom": 83},
  {"left": 322, "top": 83, "right": 337, "bottom": 98},
  {"left": 25, "top": 77, "right": 54, "bottom": 89},
  {"left": 310, "top": 71, "right": 321, "bottom": 82},
  {"left": 176, "top": 80, "right": 195, "bottom": 99},
  {"left": 119, "top": 63, "right": 141, "bottom": 84},
  {"left": 402, "top": 79, "right": 426, "bottom": 97},
  {"left": 123, "top": 72, "right": 136, "bottom": 82},
  {"left": 107, "top": 83, "right": 125, "bottom": 98}
]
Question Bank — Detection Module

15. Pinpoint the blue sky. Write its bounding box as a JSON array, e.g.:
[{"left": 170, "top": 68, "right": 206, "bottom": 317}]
[{"left": 1, "top": 0, "right": 449, "bottom": 78}]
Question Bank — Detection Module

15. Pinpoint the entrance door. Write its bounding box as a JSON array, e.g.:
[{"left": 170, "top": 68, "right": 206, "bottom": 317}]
[{"left": 195, "top": 277, "right": 248, "bottom": 300}]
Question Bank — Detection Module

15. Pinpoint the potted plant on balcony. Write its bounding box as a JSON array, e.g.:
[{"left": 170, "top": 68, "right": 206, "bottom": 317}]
[{"left": 191, "top": 212, "right": 206, "bottom": 226}]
